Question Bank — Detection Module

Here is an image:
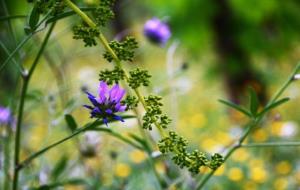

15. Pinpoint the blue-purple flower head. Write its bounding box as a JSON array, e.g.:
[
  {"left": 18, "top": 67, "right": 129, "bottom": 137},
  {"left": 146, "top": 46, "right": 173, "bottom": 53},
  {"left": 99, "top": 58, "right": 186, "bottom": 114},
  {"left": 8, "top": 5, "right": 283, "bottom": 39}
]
[
  {"left": 144, "top": 18, "right": 171, "bottom": 45},
  {"left": 84, "top": 81, "right": 127, "bottom": 126},
  {"left": 0, "top": 106, "right": 12, "bottom": 125}
]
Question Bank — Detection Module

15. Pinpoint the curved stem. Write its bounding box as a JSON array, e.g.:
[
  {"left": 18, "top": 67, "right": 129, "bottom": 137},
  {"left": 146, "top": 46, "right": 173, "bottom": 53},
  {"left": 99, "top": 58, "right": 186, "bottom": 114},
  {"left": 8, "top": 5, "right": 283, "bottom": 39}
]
[
  {"left": 196, "top": 63, "right": 300, "bottom": 190},
  {"left": 17, "top": 123, "right": 142, "bottom": 170},
  {"left": 12, "top": 22, "right": 56, "bottom": 190}
]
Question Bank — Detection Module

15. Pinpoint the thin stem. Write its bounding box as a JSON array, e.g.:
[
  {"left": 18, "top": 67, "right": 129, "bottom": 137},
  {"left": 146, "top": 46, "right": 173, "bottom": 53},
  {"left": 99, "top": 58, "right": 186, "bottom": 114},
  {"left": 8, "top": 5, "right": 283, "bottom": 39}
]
[
  {"left": 195, "top": 63, "right": 300, "bottom": 190},
  {"left": 17, "top": 123, "right": 142, "bottom": 170},
  {"left": 12, "top": 22, "right": 56, "bottom": 190},
  {"left": 0, "top": 34, "right": 33, "bottom": 73},
  {"left": 268, "top": 63, "right": 300, "bottom": 105},
  {"left": 242, "top": 142, "right": 300, "bottom": 148},
  {"left": 0, "top": 41, "right": 24, "bottom": 73},
  {"left": 63, "top": 0, "right": 167, "bottom": 137}
]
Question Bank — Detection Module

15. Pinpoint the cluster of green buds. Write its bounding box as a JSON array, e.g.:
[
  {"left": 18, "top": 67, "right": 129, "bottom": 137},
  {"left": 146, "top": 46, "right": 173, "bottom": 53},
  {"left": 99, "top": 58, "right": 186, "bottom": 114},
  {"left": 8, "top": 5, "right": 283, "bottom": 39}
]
[
  {"left": 128, "top": 68, "right": 151, "bottom": 89},
  {"left": 94, "top": 0, "right": 115, "bottom": 26},
  {"left": 121, "top": 95, "right": 139, "bottom": 111},
  {"left": 143, "top": 95, "right": 171, "bottom": 130},
  {"left": 68, "top": 0, "right": 224, "bottom": 175},
  {"left": 158, "top": 131, "right": 223, "bottom": 174},
  {"left": 99, "top": 66, "right": 125, "bottom": 84},
  {"left": 73, "top": 24, "right": 100, "bottom": 47},
  {"left": 103, "top": 37, "right": 138, "bottom": 62}
]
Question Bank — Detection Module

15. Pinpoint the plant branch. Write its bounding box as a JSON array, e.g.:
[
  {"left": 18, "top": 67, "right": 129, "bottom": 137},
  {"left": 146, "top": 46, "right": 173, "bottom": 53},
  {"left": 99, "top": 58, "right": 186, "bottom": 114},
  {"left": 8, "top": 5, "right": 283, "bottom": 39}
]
[
  {"left": 17, "top": 121, "right": 143, "bottom": 170},
  {"left": 195, "top": 63, "right": 300, "bottom": 190},
  {"left": 12, "top": 22, "right": 56, "bottom": 190},
  {"left": 63, "top": 0, "right": 166, "bottom": 137}
]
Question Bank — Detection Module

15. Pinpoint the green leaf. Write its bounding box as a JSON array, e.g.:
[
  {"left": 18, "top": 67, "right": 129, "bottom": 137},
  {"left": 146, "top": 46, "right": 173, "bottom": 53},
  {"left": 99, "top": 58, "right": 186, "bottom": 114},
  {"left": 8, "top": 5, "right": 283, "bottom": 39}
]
[
  {"left": 248, "top": 87, "right": 259, "bottom": 117},
  {"left": 258, "top": 97, "right": 290, "bottom": 117},
  {"left": 51, "top": 156, "right": 68, "bottom": 180},
  {"left": 28, "top": 4, "right": 40, "bottom": 30},
  {"left": 218, "top": 99, "right": 252, "bottom": 117},
  {"left": 64, "top": 114, "right": 78, "bottom": 132}
]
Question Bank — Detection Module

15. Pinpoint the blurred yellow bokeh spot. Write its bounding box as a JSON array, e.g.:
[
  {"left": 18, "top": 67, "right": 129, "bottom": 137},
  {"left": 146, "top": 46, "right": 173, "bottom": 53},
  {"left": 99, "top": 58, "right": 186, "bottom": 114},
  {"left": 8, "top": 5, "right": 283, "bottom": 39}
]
[
  {"left": 129, "top": 150, "right": 146, "bottom": 164},
  {"left": 275, "top": 161, "right": 292, "bottom": 175},
  {"left": 232, "top": 149, "right": 249, "bottom": 162},
  {"left": 155, "top": 162, "right": 166, "bottom": 174},
  {"left": 244, "top": 181, "right": 257, "bottom": 190},
  {"left": 273, "top": 178, "right": 288, "bottom": 190},
  {"left": 271, "top": 121, "right": 284, "bottom": 136},
  {"left": 250, "top": 166, "right": 267, "bottom": 183},
  {"left": 228, "top": 167, "right": 244, "bottom": 181},
  {"left": 252, "top": 128, "right": 268, "bottom": 142},
  {"left": 190, "top": 113, "right": 207, "bottom": 128},
  {"left": 214, "top": 165, "right": 225, "bottom": 176},
  {"left": 115, "top": 163, "right": 131, "bottom": 178}
]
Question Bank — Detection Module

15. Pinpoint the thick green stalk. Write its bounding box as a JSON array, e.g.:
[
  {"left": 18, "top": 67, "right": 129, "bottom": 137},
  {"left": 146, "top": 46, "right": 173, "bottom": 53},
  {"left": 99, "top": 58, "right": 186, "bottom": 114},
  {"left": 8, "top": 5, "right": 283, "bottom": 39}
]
[
  {"left": 12, "top": 22, "right": 56, "bottom": 190},
  {"left": 63, "top": 0, "right": 167, "bottom": 138},
  {"left": 196, "top": 63, "right": 300, "bottom": 190}
]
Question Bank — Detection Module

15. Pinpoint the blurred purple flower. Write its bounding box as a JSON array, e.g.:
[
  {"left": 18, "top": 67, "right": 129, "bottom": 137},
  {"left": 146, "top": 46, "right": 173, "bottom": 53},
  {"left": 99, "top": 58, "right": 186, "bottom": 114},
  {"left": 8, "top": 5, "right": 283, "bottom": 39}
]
[
  {"left": 144, "top": 18, "right": 171, "bottom": 45},
  {"left": 0, "top": 107, "right": 12, "bottom": 125},
  {"left": 84, "top": 81, "right": 126, "bottom": 126}
]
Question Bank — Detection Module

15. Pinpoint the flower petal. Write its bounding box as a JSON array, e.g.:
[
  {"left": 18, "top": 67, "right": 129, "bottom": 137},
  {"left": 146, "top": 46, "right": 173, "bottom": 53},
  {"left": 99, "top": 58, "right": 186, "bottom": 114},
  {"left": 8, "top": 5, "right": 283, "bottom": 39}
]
[
  {"left": 103, "top": 117, "right": 108, "bottom": 127},
  {"left": 113, "top": 115, "right": 124, "bottom": 122},
  {"left": 109, "top": 84, "right": 126, "bottom": 103},
  {"left": 115, "top": 103, "right": 126, "bottom": 112},
  {"left": 98, "top": 81, "right": 109, "bottom": 103},
  {"left": 105, "top": 109, "right": 113, "bottom": 114},
  {"left": 83, "top": 105, "right": 94, "bottom": 110},
  {"left": 86, "top": 92, "right": 98, "bottom": 106}
]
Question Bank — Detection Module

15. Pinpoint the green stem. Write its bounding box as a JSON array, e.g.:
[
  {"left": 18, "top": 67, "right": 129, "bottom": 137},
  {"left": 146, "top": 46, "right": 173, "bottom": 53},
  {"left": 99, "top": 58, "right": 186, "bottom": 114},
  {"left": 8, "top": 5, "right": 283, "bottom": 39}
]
[
  {"left": 63, "top": 0, "right": 167, "bottom": 138},
  {"left": 242, "top": 142, "right": 300, "bottom": 148},
  {"left": 268, "top": 63, "right": 300, "bottom": 105},
  {"left": 0, "top": 34, "right": 33, "bottom": 73},
  {"left": 17, "top": 123, "right": 142, "bottom": 170},
  {"left": 196, "top": 63, "right": 300, "bottom": 190},
  {"left": 0, "top": 41, "right": 24, "bottom": 73},
  {"left": 12, "top": 22, "right": 56, "bottom": 190}
]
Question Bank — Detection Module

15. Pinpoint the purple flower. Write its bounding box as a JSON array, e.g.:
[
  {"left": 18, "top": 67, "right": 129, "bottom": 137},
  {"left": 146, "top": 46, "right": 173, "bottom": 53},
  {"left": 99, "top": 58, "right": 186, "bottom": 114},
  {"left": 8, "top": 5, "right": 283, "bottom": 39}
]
[
  {"left": 0, "top": 107, "right": 12, "bottom": 125},
  {"left": 144, "top": 18, "right": 171, "bottom": 45},
  {"left": 84, "top": 81, "right": 127, "bottom": 126}
]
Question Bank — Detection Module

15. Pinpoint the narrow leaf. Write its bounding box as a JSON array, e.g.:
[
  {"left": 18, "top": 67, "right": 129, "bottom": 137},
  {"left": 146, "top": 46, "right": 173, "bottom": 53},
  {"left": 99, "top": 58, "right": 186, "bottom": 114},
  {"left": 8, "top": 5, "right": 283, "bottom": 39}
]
[
  {"left": 249, "top": 87, "right": 259, "bottom": 116},
  {"left": 28, "top": 4, "right": 40, "bottom": 30},
  {"left": 218, "top": 99, "right": 252, "bottom": 117},
  {"left": 258, "top": 97, "right": 290, "bottom": 117},
  {"left": 51, "top": 156, "right": 68, "bottom": 180},
  {"left": 64, "top": 114, "right": 77, "bottom": 132}
]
